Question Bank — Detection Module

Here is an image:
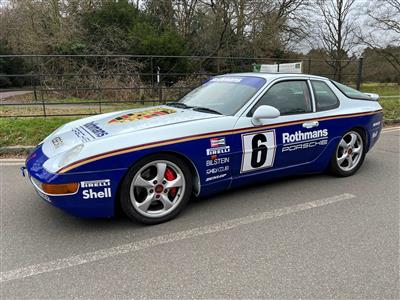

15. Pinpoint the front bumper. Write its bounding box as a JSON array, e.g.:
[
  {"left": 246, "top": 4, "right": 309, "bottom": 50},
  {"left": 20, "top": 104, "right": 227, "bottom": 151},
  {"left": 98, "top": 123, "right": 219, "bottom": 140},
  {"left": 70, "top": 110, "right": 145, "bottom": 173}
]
[{"left": 25, "top": 145, "right": 127, "bottom": 218}]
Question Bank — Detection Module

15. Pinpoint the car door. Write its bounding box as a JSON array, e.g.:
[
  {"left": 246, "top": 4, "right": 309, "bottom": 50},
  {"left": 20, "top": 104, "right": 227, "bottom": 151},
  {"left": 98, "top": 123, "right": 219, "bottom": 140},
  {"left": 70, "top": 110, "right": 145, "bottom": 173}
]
[{"left": 232, "top": 78, "right": 331, "bottom": 177}]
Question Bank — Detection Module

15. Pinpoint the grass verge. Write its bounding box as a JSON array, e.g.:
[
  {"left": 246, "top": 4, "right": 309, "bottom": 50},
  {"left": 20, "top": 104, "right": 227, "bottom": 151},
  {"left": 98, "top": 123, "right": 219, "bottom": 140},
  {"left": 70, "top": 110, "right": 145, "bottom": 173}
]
[{"left": 0, "top": 117, "right": 78, "bottom": 147}]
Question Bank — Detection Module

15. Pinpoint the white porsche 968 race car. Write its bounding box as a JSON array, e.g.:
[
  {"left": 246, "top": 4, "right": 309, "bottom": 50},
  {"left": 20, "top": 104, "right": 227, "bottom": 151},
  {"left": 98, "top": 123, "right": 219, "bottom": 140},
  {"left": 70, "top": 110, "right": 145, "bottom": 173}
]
[{"left": 24, "top": 73, "right": 383, "bottom": 224}]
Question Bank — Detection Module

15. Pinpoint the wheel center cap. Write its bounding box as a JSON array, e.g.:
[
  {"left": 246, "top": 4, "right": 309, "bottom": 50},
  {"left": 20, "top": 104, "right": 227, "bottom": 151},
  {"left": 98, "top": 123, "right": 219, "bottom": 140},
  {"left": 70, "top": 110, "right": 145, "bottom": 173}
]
[
  {"left": 348, "top": 148, "right": 353, "bottom": 155},
  {"left": 155, "top": 184, "right": 164, "bottom": 193}
]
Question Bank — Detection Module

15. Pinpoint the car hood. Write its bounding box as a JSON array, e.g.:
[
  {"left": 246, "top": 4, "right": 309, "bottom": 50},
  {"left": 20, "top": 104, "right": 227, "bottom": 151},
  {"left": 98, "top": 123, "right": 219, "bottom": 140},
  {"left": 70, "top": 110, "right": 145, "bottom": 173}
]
[{"left": 41, "top": 105, "right": 221, "bottom": 158}]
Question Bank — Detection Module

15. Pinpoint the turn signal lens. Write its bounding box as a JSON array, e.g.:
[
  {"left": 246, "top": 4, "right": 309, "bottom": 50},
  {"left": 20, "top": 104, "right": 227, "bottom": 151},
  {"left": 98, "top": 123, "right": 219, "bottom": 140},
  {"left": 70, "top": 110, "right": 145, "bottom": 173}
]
[{"left": 42, "top": 183, "right": 79, "bottom": 195}]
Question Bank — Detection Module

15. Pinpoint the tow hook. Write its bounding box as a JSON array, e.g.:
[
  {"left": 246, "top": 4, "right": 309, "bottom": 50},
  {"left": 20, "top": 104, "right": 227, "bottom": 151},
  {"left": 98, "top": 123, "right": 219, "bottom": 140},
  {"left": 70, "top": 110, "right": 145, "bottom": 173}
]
[{"left": 20, "top": 166, "right": 26, "bottom": 177}]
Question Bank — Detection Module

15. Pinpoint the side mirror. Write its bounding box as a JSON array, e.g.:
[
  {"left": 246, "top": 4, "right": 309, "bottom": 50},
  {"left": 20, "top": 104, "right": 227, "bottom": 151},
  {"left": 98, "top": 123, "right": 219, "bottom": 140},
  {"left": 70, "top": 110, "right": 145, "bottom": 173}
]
[{"left": 252, "top": 105, "right": 280, "bottom": 125}]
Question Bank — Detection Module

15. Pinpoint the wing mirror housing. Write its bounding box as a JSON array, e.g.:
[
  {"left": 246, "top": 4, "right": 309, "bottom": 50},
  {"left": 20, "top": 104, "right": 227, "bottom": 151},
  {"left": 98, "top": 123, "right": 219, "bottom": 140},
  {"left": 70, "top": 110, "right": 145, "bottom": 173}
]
[{"left": 252, "top": 105, "right": 280, "bottom": 125}]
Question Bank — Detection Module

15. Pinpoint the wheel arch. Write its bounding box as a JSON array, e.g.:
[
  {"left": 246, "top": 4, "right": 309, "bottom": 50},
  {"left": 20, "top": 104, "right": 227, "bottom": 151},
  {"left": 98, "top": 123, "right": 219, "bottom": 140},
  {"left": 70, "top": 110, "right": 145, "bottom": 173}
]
[
  {"left": 349, "top": 126, "right": 369, "bottom": 150},
  {"left": 162, "top": 150, "right": 201, "bottom": 196}
]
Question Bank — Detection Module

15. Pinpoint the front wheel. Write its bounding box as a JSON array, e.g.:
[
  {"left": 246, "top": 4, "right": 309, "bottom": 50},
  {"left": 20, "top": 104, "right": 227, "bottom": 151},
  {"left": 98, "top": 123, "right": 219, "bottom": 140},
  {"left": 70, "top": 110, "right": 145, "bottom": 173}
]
[
  {"left": 329, "top": 129, "right": 366, "bottom": 177},
  {"left": 120, "top": 154, "right": 192, "bottom": 224}
]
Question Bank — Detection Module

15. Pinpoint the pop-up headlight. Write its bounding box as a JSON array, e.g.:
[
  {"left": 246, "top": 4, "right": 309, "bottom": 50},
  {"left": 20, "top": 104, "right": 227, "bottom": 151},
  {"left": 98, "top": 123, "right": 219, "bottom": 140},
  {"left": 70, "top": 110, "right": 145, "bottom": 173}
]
[{"left": 58, "top": 144, "right": 84, "bottom": 168}]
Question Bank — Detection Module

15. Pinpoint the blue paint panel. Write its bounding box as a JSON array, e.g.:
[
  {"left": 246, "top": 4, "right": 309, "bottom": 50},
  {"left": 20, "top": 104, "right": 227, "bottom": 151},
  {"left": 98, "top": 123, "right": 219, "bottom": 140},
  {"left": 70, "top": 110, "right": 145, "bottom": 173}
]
[
  {"left": 25, "top": 112, "right": 382, "bottom": 218},
  {"left": 26, "top": 146, "right": 126, "bottom": 218}
]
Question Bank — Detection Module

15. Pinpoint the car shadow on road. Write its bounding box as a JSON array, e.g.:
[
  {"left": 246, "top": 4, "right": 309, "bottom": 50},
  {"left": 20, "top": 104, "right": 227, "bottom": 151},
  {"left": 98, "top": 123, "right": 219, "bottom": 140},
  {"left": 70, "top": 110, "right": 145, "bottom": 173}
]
[
  {"left": 55, "top": 172, "right": 333, "bottom": 231},
  {"left": 40, "top": 155, "right": 380, "bottom": 234}
]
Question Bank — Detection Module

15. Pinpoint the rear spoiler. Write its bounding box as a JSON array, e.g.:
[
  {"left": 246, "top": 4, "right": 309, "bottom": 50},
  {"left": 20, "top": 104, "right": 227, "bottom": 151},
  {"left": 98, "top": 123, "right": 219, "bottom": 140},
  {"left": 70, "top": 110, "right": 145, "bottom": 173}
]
[{"left": 364, "top": 93, "right": 380, "bottom": 101}]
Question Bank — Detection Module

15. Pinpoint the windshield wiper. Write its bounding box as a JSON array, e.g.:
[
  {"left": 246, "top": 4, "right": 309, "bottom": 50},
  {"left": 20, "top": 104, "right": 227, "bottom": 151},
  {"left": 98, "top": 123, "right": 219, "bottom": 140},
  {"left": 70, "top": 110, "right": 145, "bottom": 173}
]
[
  {"left": 166, "top": 102, "right": 191, "bottom": 109},
  {"left": 192, "top": 106, "right": 222, "bottom": 115}
]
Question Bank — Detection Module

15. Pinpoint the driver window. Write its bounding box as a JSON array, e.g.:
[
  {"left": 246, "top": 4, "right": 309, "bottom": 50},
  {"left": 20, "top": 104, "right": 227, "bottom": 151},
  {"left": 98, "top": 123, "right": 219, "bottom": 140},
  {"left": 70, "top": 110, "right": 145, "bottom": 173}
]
[{"left": 249, "top": 80, "right": 312, "bottom": 116}]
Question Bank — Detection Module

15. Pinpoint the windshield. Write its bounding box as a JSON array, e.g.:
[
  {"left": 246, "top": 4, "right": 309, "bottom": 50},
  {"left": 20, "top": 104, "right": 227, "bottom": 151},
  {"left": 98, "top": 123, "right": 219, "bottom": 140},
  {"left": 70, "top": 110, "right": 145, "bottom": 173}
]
[
  {"left": 178, "top": 76, "right": 266, "bottom": 115},
  {"left": 331, "top": 81, "right": 372, "bottom": 100}
]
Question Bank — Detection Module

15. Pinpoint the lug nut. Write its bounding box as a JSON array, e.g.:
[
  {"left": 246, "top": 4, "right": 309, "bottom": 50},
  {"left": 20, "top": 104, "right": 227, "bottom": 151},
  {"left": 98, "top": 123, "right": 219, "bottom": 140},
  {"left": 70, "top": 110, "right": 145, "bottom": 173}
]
[
  {"left": 149, "top": 189, "right": 153, "bottom": 193},
  {"left": 156, "top": 195, "right": 160, "bottom": 199},
  {"left": 153, "top": 180, "right": 157, "bottom": 184},
  {"left": 164, "top": 189, "right": 168, "bottom": 193},
  {"left": 162, "top": 180, "right": 166, "bottom": 184}
]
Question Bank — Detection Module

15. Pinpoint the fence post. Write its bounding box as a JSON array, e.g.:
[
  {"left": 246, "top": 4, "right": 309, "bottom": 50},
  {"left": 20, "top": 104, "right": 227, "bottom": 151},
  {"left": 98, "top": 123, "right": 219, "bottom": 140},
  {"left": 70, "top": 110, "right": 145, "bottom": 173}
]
[
  {"left": 307, "top": 58, "right": 311, "bottom": 74},
  {"left": 356, "top": 57, "right": 364, "bottom": 91},
  {"left": 37, "top": 56, "right": 47, "bottom": 117},
  {"left": 157, "top": 66, "right": 163, "bottom": 103},
  {"left": 150, "top": 57, "right": 154, "bottom": 86},
  {"left": 40, "top": 75, "right": 46, "bottom": 117},
  {"left": 97, "top": 74, "right": 102, "bottom": 114},
  {"left": 33, "top": 74, "right": 38, "bottom": 102}
]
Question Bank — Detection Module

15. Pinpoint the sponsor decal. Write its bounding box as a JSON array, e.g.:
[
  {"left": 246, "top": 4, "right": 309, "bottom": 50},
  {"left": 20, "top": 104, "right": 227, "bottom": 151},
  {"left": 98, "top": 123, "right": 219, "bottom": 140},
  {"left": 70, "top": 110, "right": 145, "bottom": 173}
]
[
  {"left": 372, "top": 131, "right": 379, "bottom": 139},
  {"left": 73, "top": 127, "right": 93, "bottom": 143},
  {"left": 51, "top": 136, "right": 63, "bottom": 149},
  {"left": 81, "top": 179, "right": 111, "bottom": 199},
  {"left": 372, "top": 121, "right": 381, "bottom": 127},
  {"left": 206, "top": 157, "right": 229, "bottom": 166},
  {"left": 206, "top": 166, "right": 229, "bottom": 175},
  {"left": 206, "top": 146, "right": 230, "bottom": 156},
  {"left": 206, "top": 173, "right": 227, "bottom": 182},
  {"left": 108, "top": 108, "right": 176, "bottom": 124},
  {"left": 282, "top": 139, "right": 328, "bottom": 152},
  {"left": 282, "top": 129, "right": 328, "bottom": 144},
  {"left": 241, "top": 130, "right": 276, "bottom": 173},
  {"left": 281, "top": 129, "right": 329, "bottom": 152},
  {"left": 210, "top": 137, "right": 226, "bottom": 148},
  {"left": 83, "top": 122, "right": 108, "bottom": 138},
  {"left": 206, "top": 137, "right": 230, "bottom": 155},
  {"left": 81, "top": 179, "right": 110, "bottom": 188},
  {"left": 210, "top": 77, "right": 242, "bottom": 83}
]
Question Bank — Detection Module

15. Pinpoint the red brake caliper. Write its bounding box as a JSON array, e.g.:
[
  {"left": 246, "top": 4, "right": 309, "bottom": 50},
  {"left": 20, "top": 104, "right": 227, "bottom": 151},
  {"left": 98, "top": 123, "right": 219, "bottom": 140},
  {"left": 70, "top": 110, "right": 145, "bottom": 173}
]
[{"left": 164, "top": 167, "right": 177, "bottom": 198}]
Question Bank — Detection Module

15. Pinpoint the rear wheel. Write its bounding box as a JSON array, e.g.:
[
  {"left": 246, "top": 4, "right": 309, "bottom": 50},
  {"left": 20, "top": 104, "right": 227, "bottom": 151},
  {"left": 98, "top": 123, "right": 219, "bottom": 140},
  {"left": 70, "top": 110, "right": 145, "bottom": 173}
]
[
  {"left": 329, "top": 129, "right": 366, "bottom": 177},
  {"left": 120, "top": 154, "right": 192, "bottom": 224}
]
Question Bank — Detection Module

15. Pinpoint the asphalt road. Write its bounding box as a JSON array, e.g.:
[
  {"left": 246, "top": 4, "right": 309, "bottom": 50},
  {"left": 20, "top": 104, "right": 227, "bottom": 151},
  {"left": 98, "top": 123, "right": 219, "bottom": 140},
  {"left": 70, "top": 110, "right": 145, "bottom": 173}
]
[{"left": 1, "top": 128, "right": 399, "bottom": 299}]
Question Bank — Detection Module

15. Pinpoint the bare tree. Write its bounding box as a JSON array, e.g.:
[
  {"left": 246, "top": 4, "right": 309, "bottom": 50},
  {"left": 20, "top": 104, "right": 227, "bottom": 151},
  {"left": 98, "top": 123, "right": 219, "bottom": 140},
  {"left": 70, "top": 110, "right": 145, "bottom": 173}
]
[
  {"left": 174, "top": 0, "right": 199, "bottom": 38},
  {"left": 313, "top": 0, "right": 359, "bottom": 81},
  {"left": 359, "top": 0, "right": 400, "bottom": 74},
  {"left": 251, "top": 0, "right": 311, "bottom": 57}
]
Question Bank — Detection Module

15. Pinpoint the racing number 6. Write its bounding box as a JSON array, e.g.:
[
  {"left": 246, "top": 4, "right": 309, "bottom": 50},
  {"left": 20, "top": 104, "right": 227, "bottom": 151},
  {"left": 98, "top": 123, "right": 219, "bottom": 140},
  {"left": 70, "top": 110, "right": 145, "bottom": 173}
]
[
  {"left": 241, "top": 130, "right": 276, "bottom": 173},
  {"left": 251, "top": 134, "right": 268, "bottom": 168}
]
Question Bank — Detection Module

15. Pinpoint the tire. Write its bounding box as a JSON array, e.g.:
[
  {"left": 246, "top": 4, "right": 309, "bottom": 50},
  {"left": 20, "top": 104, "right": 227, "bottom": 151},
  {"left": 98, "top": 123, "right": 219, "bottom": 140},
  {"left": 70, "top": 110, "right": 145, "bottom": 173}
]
[
  {"left": 120, "top": 153, "right": 193, "bottom": 225},
  {"left": 329, "top": 129, "right": 366, "bottom": 177}
]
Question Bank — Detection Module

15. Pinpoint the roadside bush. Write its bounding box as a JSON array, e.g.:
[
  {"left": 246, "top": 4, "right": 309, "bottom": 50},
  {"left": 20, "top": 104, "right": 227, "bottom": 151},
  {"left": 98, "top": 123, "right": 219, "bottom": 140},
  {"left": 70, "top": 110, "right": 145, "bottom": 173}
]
[{"left": 0, "top": 74, "right": 11, "bottom": 88}]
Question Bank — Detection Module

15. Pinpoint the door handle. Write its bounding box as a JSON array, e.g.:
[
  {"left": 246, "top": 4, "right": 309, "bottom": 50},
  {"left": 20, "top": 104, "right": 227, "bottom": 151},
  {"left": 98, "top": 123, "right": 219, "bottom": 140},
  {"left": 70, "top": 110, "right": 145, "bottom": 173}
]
[{"left": 302, "top": 121, "right": 319, "bottom": 129}]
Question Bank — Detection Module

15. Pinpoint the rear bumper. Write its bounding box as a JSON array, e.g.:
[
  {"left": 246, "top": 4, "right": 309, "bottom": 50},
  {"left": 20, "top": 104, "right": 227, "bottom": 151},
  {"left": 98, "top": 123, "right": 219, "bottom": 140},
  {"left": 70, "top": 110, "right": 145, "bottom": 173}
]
[{"left": 25, "top": 144, "right": 126, "bottom": 218}]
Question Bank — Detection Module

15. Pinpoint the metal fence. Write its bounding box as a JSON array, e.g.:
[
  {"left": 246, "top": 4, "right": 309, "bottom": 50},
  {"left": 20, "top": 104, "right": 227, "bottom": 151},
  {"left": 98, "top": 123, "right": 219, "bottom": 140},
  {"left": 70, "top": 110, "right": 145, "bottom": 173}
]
[{"left": 0, "top": 55, "right": 365, "bottom": 117}]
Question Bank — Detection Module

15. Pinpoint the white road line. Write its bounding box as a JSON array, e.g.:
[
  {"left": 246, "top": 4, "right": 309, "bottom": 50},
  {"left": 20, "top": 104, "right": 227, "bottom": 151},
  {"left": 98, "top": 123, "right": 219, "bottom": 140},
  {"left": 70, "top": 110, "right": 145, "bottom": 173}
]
[
  {"left": 381, "top": 127, "right": 400, "bottom": 133},
  {"left": 0, "top": 193, "right": 355, "bottom": 283},
  {"left": 0, "top": 159, "right": 25, "bottom": 166}
]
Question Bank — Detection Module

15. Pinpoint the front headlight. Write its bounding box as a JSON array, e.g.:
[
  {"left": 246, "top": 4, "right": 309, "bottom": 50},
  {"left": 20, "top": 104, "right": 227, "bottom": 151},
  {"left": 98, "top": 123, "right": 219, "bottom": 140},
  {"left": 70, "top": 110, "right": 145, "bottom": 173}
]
[{"left": 58, "top": 144, "right": 84, "bottom": 168}]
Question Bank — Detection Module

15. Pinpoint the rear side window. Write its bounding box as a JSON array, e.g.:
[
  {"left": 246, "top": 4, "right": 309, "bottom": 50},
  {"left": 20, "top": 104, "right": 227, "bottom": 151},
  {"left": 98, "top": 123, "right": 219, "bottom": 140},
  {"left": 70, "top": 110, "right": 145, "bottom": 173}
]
[
  {"left": 249, "top": 80, "right": 312, "bottom": 116},
  {"left": 331, "top": 81, "right": 371, "bottom": 100},
  {"left": 311, "top": 81, "right": 339, "bottom": 111}
]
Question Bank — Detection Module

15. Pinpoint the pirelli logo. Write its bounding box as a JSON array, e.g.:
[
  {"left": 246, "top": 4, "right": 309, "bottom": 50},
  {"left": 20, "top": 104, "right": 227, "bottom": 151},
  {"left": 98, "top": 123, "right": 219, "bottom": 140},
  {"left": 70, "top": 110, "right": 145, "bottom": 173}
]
[{"left": 81, "top": 179, "right": 110, "bottom": 188}]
